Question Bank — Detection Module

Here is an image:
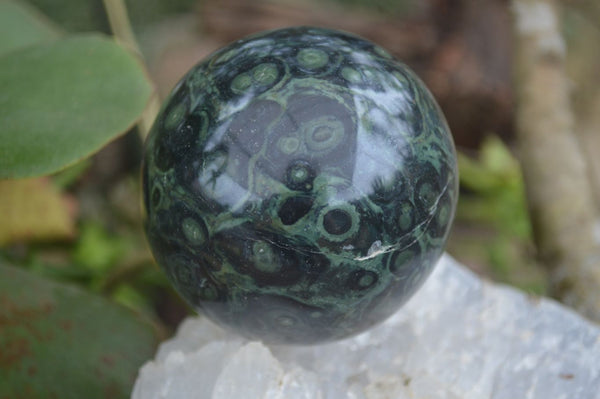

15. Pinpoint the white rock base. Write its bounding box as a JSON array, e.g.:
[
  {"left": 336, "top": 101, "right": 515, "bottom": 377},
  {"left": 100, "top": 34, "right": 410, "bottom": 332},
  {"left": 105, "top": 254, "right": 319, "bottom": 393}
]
[{"left": 132, "top": 254, "right": 600, "bottom": 398}]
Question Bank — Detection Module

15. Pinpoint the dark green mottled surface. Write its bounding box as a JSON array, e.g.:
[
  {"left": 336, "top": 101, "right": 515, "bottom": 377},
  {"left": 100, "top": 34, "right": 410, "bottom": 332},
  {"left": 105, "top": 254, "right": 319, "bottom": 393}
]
[{"left": 142, "top": 27, "right": 458, "bottom": 344}]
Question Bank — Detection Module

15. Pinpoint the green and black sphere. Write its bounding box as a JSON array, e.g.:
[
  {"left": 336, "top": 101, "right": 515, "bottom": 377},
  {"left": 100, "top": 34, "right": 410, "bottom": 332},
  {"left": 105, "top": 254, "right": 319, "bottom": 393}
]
[{"left": 142, "top": 27, "right": 458, "bottom": 344}]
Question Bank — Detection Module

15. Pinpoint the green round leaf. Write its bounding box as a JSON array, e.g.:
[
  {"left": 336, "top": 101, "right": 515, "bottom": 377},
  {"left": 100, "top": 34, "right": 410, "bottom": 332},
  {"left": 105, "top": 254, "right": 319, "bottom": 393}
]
[
  {"left": 0, "top": 262, "right": 160, "bottom": 399},
  {"left": 0, "top": 34, "right": 153, "bottom": 178},
  {"left": 0, "top": 0, "right": 62, "bottom": 57}
]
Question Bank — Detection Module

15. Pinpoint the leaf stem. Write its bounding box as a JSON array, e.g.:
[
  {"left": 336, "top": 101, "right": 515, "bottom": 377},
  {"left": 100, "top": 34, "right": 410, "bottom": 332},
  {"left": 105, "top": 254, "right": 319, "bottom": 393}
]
[{"left": 102, "top": 0, "right": 161, "bottom": 140}]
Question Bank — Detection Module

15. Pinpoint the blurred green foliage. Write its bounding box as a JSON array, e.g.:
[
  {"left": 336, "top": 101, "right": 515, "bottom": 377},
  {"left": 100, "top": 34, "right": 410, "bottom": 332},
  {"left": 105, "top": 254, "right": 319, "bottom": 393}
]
[
  {"left": 457, "top": 135, "right": 531, "bottom": 239},
  {"left": 0, "top": 0, "right": 61, "bottom": 54},
  {"left": 0, "top": 1, "right": 166, "bottom": 396},
  {"left": 27, "top": 0, "right": 197, "bottom": 33},
  {"left": 450, "top": 136, "right": 546, "bottom": 294},
  {"left": 73, "top": 221, "right": 128, "bottom": 274},
  {"left": 0, "top": 261, "right": 160, "bottom": 399},
  {"left": 74, "top": 220, "right": 148, "bottom": 306}
]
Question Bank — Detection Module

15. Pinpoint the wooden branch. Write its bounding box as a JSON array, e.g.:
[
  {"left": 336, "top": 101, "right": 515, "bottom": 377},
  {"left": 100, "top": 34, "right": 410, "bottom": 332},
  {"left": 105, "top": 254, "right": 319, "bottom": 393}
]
[
  {"left": 512, "top": 0, "right": 600, "bottom": 320},
  {"left": 577, "top": 92, "right": 600, "bottom": 209},
  {"left": 102, "top": 0, "right": 160, "bottom": 139}
]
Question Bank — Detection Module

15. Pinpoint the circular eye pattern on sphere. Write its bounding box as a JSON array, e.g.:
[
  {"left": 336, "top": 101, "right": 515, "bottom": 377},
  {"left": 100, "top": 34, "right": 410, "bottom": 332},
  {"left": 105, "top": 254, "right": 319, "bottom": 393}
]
[{"left": 142, "top": 26, "right": 458, "bottom": 345}]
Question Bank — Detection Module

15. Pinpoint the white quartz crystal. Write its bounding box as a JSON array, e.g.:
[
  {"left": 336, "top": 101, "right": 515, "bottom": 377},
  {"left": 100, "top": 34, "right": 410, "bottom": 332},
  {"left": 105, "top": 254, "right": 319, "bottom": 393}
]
[{"left": 132, "top": 254, "right": 600, "bottom": 399}]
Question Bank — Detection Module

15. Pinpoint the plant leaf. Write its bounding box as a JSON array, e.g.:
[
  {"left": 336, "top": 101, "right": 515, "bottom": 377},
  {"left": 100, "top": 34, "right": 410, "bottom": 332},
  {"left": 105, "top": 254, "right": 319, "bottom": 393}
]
[
  {"left": 0, "top": 178, "right": 75, "bottom": 245},
  {"left": 0, "top": 34, "right": 153, "bottom": 178},
  {"left": 73, "top": 221, "right": 128, "bottom": 273},
  {"left": 0, "top": 261, "right": 160, "bottom": 399},
  {"left": 0, "top": 0, "right": 62, "bottom": 56}
]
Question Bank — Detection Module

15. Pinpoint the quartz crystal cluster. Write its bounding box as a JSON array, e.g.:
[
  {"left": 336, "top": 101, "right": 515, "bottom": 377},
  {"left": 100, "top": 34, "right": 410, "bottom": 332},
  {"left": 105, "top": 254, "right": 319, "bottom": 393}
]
[{"left": 132, "top": 254, "right": 600, "bottom": 399}]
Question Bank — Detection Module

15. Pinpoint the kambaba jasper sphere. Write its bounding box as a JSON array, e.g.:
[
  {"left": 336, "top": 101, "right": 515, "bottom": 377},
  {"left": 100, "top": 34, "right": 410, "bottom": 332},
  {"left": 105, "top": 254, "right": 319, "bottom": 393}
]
[{"left": 142, "top": 27, "right": 458, "bottom": 344}]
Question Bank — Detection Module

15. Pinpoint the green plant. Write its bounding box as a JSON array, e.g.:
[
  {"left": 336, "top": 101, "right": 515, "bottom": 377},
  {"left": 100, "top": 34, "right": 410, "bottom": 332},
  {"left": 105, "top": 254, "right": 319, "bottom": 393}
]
[
  {"left": 450, "top": 136, "right": 546, "bottom": 294},
  {"left": 0, "top": 1, "right": 165, "bottom": 397}
]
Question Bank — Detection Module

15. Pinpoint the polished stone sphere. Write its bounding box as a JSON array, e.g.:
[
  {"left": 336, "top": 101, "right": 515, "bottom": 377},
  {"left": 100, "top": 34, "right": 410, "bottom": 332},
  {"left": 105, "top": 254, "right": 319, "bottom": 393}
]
[{"left": 142, "top": 27, "right": 458, "bottom": 344}]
